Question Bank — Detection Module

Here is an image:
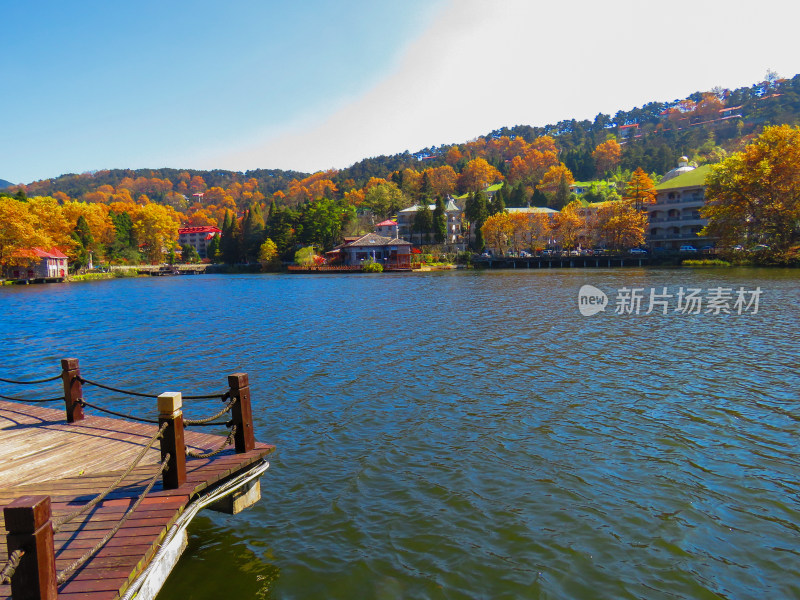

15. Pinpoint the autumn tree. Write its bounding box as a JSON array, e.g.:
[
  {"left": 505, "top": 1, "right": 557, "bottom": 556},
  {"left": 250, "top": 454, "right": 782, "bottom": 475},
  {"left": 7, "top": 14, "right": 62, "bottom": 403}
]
[
  {"left": 693, "top": 92, "right": 725, "bottom": 120},
  {"left": 26, "top": 197, "right": 74, "bottom": 256},
  {"left": 457, "top": 158, "right": 502, "bottom": 194},
  {"left": 481, "top": 212, "right": 513, "bottom": 256},
  {"left": 132, "top": 203, "right": 181, "bottom": 264},
  {"left": 507, "top": 136, "right": 559, "bottom": 185},
  {"left": 425, "top": 165, "right": 458, "bottom": 197},
  {"left": 538, "top": 164, "right": 575, "bottom": 210},
  {"left": 701, "top": 124, "right": 800, "bottom": 252},
  {"left": 624, "top": 168, "right": 658, "bottom": 211},
  {"left": 590, "top": 201, "right": 647, "bottom": 250},
  {"left": 552, "top": 201, "right": 585, "bottom": 249},
  {"left": 538, "top": 164, "right": 575, "bottom": 195},
  {"left": 592, "top": 139, "right": 622, "bottom": 177},
  {"left": 0, "top": 197, "right": 53, "bottom": 267},
  {"left": 258, "top": 238, "right": 280, "bottom": 271}
]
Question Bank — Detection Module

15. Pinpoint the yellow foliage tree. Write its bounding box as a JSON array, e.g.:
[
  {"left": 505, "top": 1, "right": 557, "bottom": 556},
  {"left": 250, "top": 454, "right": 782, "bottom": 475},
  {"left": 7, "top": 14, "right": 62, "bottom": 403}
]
[
  {"left": 26, "top": 197, "right": 75, "bottom": 256},
  {"left": 538, "top": 163, "right": 575, "bottom": 195},
  {"left": 133, "top": 203, "right": 181, "bottom": 264},
  {"left": 0, "top": 197, "right": 54, "bottom": 266},
  {"left": 481, "top": 212, "right": 514, "bottom": 256},
  {"left": 702, "top": 124, "right": 800, "bottom": 251}
]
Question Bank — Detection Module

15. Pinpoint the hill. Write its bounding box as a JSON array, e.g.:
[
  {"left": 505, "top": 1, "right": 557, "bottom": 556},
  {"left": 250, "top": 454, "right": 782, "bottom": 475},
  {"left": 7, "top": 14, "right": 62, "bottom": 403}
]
[
  {"left": 0, "top": 179, "right": 13, "bottom": 190},
  {"left": 7, "top": 72, "right": 800, "bottom": 220}
]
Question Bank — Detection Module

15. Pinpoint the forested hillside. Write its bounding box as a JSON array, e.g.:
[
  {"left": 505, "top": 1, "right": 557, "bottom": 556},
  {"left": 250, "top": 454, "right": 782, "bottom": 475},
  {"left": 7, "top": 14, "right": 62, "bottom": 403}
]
[{"left": 3, "top": 72, "right": 799, "bottom": 265}]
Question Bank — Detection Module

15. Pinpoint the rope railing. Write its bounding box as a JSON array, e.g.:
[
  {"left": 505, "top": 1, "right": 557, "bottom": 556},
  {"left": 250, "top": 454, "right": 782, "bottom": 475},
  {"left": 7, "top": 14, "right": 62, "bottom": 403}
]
[
  {"left": 186, "top": 425, "right": 237, "bottom": 459},
  {"left": 76, "top": 398, "right": 161, "bottom": 424},
  {"left": 184, "top": 394, "right": 236, "bottom": 426},
  {"left": 52, "top": 422, "right": 168, "bottom": 533},
  {"left": 78, "top": 377, "right": 226, "bottom": 401},
  {"left": 56, "top": 455, "right": 171, "bottom": 585},
  {"left": 0, "top": 549, "right": 24, "bottom": 584},
  {"left": 0, "top": 374, "right": 62, "bottom": 385}
]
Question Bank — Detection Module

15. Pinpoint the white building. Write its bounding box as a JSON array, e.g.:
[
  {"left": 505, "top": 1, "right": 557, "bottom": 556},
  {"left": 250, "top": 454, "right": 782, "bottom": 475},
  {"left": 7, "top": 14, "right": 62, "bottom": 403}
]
[
  {"left": 396, "top": 199, "right": 462, "bottom": 245},
  {"left": 648, "top": 159, "right": 714, "bottom": 251}
]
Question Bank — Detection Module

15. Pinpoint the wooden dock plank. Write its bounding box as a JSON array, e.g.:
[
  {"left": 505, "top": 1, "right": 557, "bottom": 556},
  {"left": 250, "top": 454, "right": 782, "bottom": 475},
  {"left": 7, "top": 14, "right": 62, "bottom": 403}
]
[{"left": 0, "top": 400, "right": 274, "bottom": 600}]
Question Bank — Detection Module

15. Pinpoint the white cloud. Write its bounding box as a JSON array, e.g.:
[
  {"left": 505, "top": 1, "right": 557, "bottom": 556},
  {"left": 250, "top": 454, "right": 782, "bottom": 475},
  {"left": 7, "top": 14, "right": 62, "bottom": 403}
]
[{"left": 205, "top": 0, "right": 800, "bottom": 174}]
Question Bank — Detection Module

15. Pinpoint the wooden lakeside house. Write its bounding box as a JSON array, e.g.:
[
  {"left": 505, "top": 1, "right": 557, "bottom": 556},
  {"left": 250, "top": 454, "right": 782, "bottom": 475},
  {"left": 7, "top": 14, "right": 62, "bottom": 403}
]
[{"left": 327, "top": 233, "right": 413, "bottom": 270}]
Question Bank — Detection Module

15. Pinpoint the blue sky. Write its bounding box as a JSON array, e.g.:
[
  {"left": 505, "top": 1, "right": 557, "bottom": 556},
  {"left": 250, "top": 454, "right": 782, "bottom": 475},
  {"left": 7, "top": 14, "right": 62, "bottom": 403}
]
[{"left": 3, "top": 0, "right": 800, "bottom": 184}]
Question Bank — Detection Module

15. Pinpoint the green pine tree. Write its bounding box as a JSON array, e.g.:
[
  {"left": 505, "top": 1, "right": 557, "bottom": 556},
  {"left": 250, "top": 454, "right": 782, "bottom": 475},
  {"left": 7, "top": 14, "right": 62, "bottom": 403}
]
[{"left": 433, "top": 196, "right": 447, "bottom": 244}]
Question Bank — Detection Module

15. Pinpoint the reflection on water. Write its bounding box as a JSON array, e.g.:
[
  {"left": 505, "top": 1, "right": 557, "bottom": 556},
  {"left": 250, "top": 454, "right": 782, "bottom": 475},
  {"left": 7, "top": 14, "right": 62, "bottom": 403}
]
[
  {"left": 1, "top": 268, "right": 799, "bottom": 599},
  {"left": 158, "top": 517, "right": 280, "bottom": 600}
]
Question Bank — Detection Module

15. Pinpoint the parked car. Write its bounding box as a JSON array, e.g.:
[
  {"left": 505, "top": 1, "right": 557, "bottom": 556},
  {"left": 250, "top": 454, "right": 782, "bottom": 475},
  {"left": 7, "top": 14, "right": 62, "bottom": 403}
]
[
  {"left": 700, "top": 245, "right": 715, "bottom": 253},
  {"left": 679, "top": 245, "right": 697, "bottom": 252},
  {"left": 629, "top": 248, "right": 648, "bottom": 255},
  {"left": 520, "top": 250, "right": 531, "bottom": 257},
  {"left": 749, "top": 244, "right": 771, "bottom": 252}
]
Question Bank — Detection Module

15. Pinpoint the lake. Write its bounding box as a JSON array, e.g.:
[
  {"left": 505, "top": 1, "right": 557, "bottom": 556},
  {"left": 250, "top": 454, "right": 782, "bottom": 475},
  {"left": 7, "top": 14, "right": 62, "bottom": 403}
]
[{"left": 1, "top": 268, "right": 798, "bottom": 599}]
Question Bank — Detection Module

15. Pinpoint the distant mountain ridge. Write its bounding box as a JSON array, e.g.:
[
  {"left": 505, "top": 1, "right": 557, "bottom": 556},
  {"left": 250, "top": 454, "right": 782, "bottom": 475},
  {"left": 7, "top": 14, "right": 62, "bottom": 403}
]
[{"left": 0, "top": 179, "right": 13, "bottom": 190}]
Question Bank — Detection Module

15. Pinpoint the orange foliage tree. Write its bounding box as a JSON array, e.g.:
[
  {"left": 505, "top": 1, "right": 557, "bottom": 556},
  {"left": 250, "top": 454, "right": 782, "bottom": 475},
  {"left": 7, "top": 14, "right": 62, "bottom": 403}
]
[
  {"left": 623, "top": 168, "right": 657, "bottom": 211},
  {"left": 552, "top": 201, "right": 585, "bottom": 249},
  {"left": 424, "top": 165, "right": 458, "bottom": 198},
  {"left": 507, "top": 136, "right": 559, "bottom": 185},
  {"left": 592, "top": 139, "right": 622, "bottom": 177},
  {"left": 590, "top": 201, "right": 647, "bottom": 250},
  {"left": 457, "top": 158, "right": 503, "bottom": 194},
  {"left": 538, "top": 163, "right": 575, "bottom": 195}
]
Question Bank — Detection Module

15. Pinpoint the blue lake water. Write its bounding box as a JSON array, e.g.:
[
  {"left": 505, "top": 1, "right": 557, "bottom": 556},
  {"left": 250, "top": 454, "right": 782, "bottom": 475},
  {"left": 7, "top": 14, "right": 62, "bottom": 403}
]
[{"left": 1, "top": 268, "right": 799, "bottom": 599}]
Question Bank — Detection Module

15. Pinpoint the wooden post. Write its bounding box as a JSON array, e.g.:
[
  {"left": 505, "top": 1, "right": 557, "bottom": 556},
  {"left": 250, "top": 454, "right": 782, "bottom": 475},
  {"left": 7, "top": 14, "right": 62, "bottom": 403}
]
[
  {"left": 60, "top": 358, "right": 84, "bottom": 423},
  {"left": 158, "top": 392, "right": 186, "bottom": 490},
  {"left": 228, "top": 373, "right": 255, "bottom": 453},
  {"left": 4, "top": 495, "right": 57, "bottom": 600}
]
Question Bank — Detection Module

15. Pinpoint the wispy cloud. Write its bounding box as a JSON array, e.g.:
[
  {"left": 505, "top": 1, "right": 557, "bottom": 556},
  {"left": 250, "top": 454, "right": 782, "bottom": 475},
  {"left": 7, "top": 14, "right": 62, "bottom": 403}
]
[{"left": 207, "top": 0, "right": 800, "bottom": 174}]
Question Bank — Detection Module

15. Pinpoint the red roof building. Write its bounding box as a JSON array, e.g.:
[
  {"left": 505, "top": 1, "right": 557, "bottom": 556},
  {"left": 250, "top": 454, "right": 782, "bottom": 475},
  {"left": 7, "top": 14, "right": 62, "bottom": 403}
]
[
  {"left": 178, "top": 226, "right": 222, "bottom": 259},
  {"left": 6, "top": 247, "right": 68, "bottom": 281}
]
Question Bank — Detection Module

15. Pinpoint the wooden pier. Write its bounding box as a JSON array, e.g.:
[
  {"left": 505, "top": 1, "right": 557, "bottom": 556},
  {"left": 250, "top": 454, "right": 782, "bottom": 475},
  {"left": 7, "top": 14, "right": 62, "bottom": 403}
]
[
  {"left": 0, "top": 361, "right": 274, "bottom": 600},
  {"left": 474, "top": 254, "right": 652, "bottom": 269}
]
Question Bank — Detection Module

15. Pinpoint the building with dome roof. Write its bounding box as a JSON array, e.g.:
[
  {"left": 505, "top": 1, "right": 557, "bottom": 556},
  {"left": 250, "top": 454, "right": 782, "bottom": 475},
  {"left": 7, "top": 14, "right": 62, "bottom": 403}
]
[
  {"left": 659, "top": 156, "right": 696, "bottom": 183},
  {"left": 647, "top": 160, "right": 715, "bottom": 251}
]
